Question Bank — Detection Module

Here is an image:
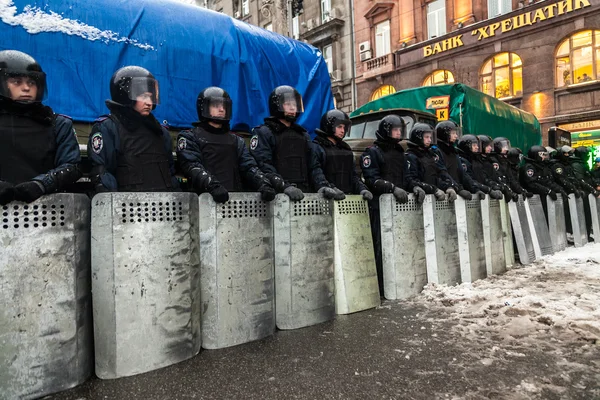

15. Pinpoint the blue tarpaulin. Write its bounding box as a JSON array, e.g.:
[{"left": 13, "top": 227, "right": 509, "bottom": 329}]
[{"left": 0, "top": 0, "right": 334, "bottom": 132}]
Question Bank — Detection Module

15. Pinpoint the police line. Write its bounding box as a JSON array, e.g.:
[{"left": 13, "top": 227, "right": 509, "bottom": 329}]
[{"left": 0, "top": 191, "right": 594, "bottom": 398}]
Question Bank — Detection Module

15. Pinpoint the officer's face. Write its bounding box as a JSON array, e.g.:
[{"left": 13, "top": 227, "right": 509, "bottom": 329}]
[
  {"left": 133, "top": 92, "right": 153, "bottom": 116},
  {"left": 471, "top": 143, "right": 480, "bottom": 153},
  {"left": 449, "top": 130, "right": 458, "bottom": 143},
  {"left": 209, "top": 101, "right": 226, "bottom": 118},
  {"left": 7, "top": 76, "right": 38, "bottom": 101},
  {"left": 484, "top": 144, "right": 493, "bottom": 154},
  {"left": 423, "top": 132, "right": 432, "bottom": 147},
  {"left": 501, "top": 145, "right": 509, "bottom": 154},
  {"left": 390, "top": 127, "right": 402, "bottom": 139},
  {"left": 283, "top": 100, "right": 297, "bottom": 116},
  {"left": 334, "top": 124, "right": 346, "bottom": 139}
]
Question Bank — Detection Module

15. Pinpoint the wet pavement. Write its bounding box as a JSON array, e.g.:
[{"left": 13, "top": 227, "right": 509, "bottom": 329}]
[{"left": 48, "top": 300, "right": 600, "bottom": 400}]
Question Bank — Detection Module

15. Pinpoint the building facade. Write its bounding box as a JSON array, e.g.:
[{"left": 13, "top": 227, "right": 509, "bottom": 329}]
[
  {"left": 353, "top": 0, "right": 600, "bottom": 146},
  {"left": 202, "top": 0, "right": 356, "bottom": 112}
]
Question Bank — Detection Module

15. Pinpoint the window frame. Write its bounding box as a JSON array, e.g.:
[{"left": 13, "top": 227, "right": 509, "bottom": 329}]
[
  {"left": 321, "top": 0, "right": 331, "bottom": 23},
  {"left": 242, "top": 0, "right": 249, "bottom": 16},
  {"left": 323, "top": 44, "right": 333, "bottom": 74},
  {"left": 427, "top": 0, "right": 446, "bottom": 40},
  {"left": 375, "top": 20, "right": 391, "bottom": 58},
  {"left": 422, "top": 69, "right": 455, "bottom": 86},
  {"left": 369, "top": 84, "right": 396, "bottom": 101},
  {"left": 555, "top": 30, "right": 600, "bottom": 88},
  {"left": 479, "top": 52, "right": 523, "bottom": 100}
]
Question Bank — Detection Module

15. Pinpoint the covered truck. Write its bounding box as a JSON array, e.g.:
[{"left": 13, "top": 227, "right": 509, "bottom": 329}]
[
  {"left": 350, "top": 84, "right": 541, "bottom": 152},
  {"left": 0, "top": 0, "right": 333, "bottom": 139}
]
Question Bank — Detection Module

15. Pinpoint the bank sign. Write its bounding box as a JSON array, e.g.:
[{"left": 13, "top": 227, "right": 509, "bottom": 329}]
[{"left": 424, "top": 0, "right": 592, "bottom": 57}]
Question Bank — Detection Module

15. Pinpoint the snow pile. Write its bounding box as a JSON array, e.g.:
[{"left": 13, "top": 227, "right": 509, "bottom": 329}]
[
  {"left": 0, "top": 0, "right": 155, "bottom": 50},
  {"left": 416, "top": 244, "right": 600, "bottom": 344}
]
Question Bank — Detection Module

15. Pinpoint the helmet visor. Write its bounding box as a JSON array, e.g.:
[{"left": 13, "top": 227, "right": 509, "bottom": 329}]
[
  {"left": 201, "top": 96, "right": 233, "bottom": 121},
  {"left": 129, "top": 77, "right": 160, "bottom": 105},
  {"left": 277, "top": 91, "right": 304, "bottom": 115},
  {"left": 496, "top": 139, "right": 511, "bottom": 153},
  {"left": 1, "top": 69, "right": 47, "bottom": 102}
]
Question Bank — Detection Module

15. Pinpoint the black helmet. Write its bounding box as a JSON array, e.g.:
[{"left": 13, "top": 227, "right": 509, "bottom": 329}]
[
  {"left": 528, "top": 145, "right": 549, "bottom": 162},
  {"left": 574, "top": 146, "right": 589, "bottom": 161},
  {"left": 110, "top": 66, "right": 159, "bottom": 109},
  {"left": 376, "top": 115, "right": 406, "bottom": 143},
  {"left": 0, "top": 50, "right": 47, "bottom": 102},
  {"left": 558, "top": 145, "right": 574, "bottom": 162},
  {"left": 545, "top": 146, "right": 557, "bottom": 159},
  {"left": 269, "top": 85, "right": 303, "bottom": 122},
  {"left": 435, "top": 120, "right": 461, "bottom": 144},
  {"left": 507, "top": 147, "right": 522, "bottom": 165},
  {"left": 197, "top": 86, "right": 232, "bottom": 123},
  {"left": 409, "top": 123, "right": 435, "bottom": 148},
  {"left": 478, "top": 135, "right": 493, "bottom": 153},
  {"left": 319, "top": 109, "right": 351, "bottom": 140},
  {"left": 492, "top": 137, "right": 511, "bottom": 154},
  {"left": 458, "top": 135, "right": 481, "bottom": 155}
]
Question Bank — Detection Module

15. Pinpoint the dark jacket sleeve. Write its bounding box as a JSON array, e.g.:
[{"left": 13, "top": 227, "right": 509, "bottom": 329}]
[
  {"left": 433, "top": 147, "right": 460, "bottom": 191},
  {"left": 236, "top": 135, "right": 270, "bottom": 190},
  {"left": 361, "top": 146, "right": 394, "bottom": 195},
  {"left": 33, "top": 115, "right": 82, "bottom": 193},
  {"left": 307, "top": 138, "right": 330, "bottom": 191},
  {"left": 87, "top": 118, "right": 119, "bottom": 190},
  {"left": 162, "top": 127, "right": 179, "bottom": 189},
  {"left": 551, "top": 163, "right": 578, "bottom": 194},
  {"left": 250, "top": 126, "right": 279, "bottom": 176},
  {"left": 520, "top": 163, "right": 551, "bottom": 196},
  {"left": 405, "top": 152, "right": 437, "bottom": 194},
  {"left": 460, "top": 157, "right": 489, "bottom": 193},
  {"left": 176, "top": 130, "right": 217, "bottom": 192}
]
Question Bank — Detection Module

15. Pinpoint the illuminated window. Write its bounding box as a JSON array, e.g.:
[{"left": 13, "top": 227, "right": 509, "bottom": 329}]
[
  {"left": 555, "top": 30, "right": 600, "bottom": 87},
  {"left": 423, "top": 70, "right": 455, "bottom": 86},
  {"left": 370, "top": 85, "right": 396, "bottom": 101},
  {"left": 375, "top": 20, "right": 391, "bottom": 58},
  {"left": 480, "top": 52, "right": 522, "bottom": 99}
]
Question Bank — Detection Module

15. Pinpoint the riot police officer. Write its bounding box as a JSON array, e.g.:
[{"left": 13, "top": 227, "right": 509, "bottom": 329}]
[
  {"left": 250, "top": 86, "right": 341, "bottom": 201},
  {"left": 176, "top": 87, "right": 276, "bottom": 203},
  {"left": 592, "top": 157, "right": 600, "bottom": 189},
  {"left": 0, "top": 50, "right": 81, "bottom": 205},
  {"left": 489, "top": 137, "right": 527, "bottom": 201},
  {"left": 548, "top": 145, "right": 583, "bottom": 198},
  {"left": 360, "top": 115, "right": 410, "bottom": 294},
  {"left": 405, "top": 123, "right": 454, "bottom": 202},
  {"left": 571, "top": 146, "right": 599, "bottom": 196},
  {"left": 87, "top": 66, "right": 178, "bottom": 192},
  {"left": 433, "top": 121, "right": 473, "bottom": 200},
  {"left": 312, "top": 109, "right": 372, "bottom": 199},
  {"left": 457, "top": 135, "right": 503, "bottom": 200},
  {"left": 520, "top": 146, "right": 568, "bottom": 201}
]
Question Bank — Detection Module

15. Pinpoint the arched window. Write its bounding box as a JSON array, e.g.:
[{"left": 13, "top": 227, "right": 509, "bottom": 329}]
[
  {"left": 480, "top": 52, "right": 523, "bottom": 99},
  {"left": 423, "top": 70, "right": 455, "bottom": 86},
  {"left": 370, "top": 85, "right": 396, "bottom": 101},
  {"left": 556, "top": 30, "right": 600, "bottom": 87}
]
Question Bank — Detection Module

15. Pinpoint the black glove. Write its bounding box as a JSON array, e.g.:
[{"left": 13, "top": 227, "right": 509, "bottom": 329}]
[
  {"left": 393, "top": 187, "right": 408, "bottom": 203},
  {"left": 412, "top": 186, "right": 426, "bottom": 204},
  {"left": 560, "top": 189, "right": 569, "bottom": 199},
  {"left": 445, "top": 188, "right": 458, "bottom": 202},
  {"left": 511, "top": 192, "right": 519, "bottom": 202},
  {"left": 501, "top": 186, "right": 513, "bottom": 201},
  {"left": 360, "top": 190, "right": 373, "bottom": 201},
  {"left": 548, "top": 190, "right": 557, "bottom": 201},
  {"left": 489, "top": 190, "right": 503, "bottom": 200},
  {"left": 458, "top": 189, "right": 472, "bottom": 200},
  {"left": 209, "top": 184, "right": 229, "bottom": 203},
  {"left": 434, "top": 188, "right": 446, "bottom": 201},
  {"left": 318, "top": 186, "right": 345, "bottom": 200},
  {"left": 475, "top": 191, "right": 486, "bottom": 200},
  {"left": 258, "top": 184, "right": 276, "bottom": 202},
  {"left": 480, "top": 185, "right": 491, "bottom": 193},
  {"left": 0, "top": 181, "right": 15, "bottom": 206},
  {"left": 284, "top": 186, "right": 304, "bottom": 201},
  {"left": 525, "top": 191, "right": 534, "bottom": 198},
  {"left": 14, "top": 181, "right": 45, "bottom": 203}
]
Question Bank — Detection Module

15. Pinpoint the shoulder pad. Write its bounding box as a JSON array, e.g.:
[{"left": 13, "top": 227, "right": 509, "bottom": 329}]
[
  {"left": 56, "top": 113, "right": 73, "bottom": 121},
  {"left": 94, "top": 115, "right": 110, "bottom": 123}
]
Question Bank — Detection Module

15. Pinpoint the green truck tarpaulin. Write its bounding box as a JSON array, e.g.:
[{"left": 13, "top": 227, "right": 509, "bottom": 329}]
[{"left": 350, "top": 84, "right": 542, "bottom": 151}]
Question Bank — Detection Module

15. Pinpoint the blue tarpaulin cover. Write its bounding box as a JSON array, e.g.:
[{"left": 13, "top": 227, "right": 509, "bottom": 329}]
[{"left": 0, "top": 0, "right": 333, "bottom": 131}]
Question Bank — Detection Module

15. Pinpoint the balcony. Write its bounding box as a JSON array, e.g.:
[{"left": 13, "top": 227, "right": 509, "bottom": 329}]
[{"left": 362, "top": 53, "right": 395, "bottom": 80}]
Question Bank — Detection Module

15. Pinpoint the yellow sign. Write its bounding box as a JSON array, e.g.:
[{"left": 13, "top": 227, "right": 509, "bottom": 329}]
[
  {"left": 423, "top": 0, "right": 591, "bottom": 57},
  {"left": 558, "top": 119, "right": 600, "bottom": 132},
  {"left": 436, "top": 108, "right": 449, "bottom": 121},
  {"left": 426, "top": 96, "right": 450, "bottom": 109}
]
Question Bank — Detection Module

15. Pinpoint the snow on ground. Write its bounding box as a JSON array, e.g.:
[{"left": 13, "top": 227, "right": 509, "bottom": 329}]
[
  {"left": 415, "top": 244, "right": 600, "bottom": 345},
  {"left": 0, "top": 0, "right": 155, "bottom": 50},
  {"left": 407, "top": 244, "right": 600, "bottom": 399}
]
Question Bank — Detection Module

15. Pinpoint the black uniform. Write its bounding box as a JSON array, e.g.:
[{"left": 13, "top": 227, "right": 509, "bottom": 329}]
[
  {"left": 88, "top": 103, "right": 178, "bottom": 192},
  {"left": 251, "top": 117, "right": 329, "bottom": 193},
  {"left": 0, "top": 50, "right": 81, "bottom": 205},
  {"left": 313, "top": 135, "right": 366, "bottom": 194}
]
